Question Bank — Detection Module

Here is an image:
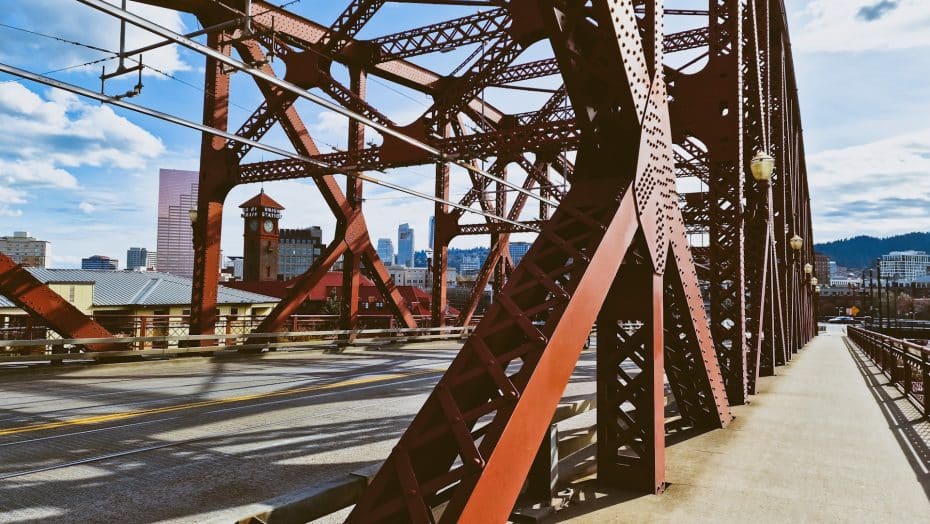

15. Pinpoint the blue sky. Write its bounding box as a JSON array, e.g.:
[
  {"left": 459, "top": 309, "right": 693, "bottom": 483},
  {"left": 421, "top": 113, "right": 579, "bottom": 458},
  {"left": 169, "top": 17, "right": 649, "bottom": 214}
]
[{"left": 0, "top": 1, "right": 928, "bottom": 267}]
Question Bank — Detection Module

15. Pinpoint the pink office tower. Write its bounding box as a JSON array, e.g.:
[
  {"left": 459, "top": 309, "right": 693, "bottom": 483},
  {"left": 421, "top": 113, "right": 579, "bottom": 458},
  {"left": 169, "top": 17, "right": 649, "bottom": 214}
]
[{"left": 155, "top": 169, "right": 198, "bottom": 278}]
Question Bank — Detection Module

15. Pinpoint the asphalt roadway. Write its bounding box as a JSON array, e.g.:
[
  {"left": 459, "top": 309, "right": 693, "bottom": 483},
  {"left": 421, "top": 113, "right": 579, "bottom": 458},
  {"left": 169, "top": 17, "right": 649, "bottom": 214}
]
[{"left": 0, "top": 342, "right": 597, "bottom": 523}]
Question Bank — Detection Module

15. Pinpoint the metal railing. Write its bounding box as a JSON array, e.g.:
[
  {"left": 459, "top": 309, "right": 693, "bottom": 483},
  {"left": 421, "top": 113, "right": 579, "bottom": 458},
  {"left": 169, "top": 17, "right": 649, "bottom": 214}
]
[
  {"left": 235, "top": 394, "right": 598, "bottom": 524},
  {"left": 0, "top": 313, "right": 473, "bottom": 356},
  {"left": 0, "top": 325, "right": 475, "bottom": 363},
  {"left": 847, "top": 326, "right": 930, "bottom": 415}
]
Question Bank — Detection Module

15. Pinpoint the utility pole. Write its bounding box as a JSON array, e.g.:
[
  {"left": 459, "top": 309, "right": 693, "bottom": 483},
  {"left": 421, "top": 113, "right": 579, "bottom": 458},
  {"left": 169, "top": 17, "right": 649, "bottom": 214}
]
[{"left": 876, "top": 258, "right": 883, "bottom": 330}]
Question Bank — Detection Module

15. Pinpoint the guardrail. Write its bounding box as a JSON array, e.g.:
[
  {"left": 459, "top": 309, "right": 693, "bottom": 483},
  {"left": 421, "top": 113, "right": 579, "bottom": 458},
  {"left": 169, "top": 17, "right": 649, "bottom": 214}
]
[
  {"left": 847, "top": 326, "right": 930, "bottom": 415},
  {"left": 0, "top": 313, "right": 480, "bottom": 350},
  {"left": 0, "top": 325, "right": 475, "bottom": 364},
  {"left": 236, "top": 394, "right": 599, "bottom": 524}
]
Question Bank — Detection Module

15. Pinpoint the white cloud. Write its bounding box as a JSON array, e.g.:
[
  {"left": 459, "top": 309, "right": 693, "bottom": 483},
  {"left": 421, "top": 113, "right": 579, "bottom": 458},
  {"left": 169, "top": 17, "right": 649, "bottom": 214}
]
[
  {"left": 0, "top": 159, "right": 77, "bottom": 188},
  {"left": 0, "top": 0, "right": 191, "bottom": 75},
  {"left": 808, "top": 128, "right": 930, "bottom": 241},
  {"left": 793, "top": 0, "right": 930, "bottom": 53},
  {"left": 0, "top": 82, "right": 164, "bottom": 169},
  {"left": 0, "top": 81, "right": 164, "bottom": 216},
  {"left": 79, "top": 201, "right": 96, "bottom": 214},
  {"left": 0, "top": 187, "right": 26, "bottom": 217}
]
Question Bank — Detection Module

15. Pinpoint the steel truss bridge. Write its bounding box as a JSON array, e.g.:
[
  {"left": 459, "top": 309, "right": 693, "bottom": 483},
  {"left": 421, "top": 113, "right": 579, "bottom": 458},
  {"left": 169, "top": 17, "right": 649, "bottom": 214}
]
[{"left": 0, "top": 1, "right": 816, "bottom": 521}]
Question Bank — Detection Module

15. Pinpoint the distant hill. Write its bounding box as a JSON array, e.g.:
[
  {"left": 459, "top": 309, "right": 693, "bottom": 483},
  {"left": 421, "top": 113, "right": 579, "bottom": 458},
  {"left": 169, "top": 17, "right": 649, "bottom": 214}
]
[{"left": 814, "top": 232, "right": 930, "bottom": 269}]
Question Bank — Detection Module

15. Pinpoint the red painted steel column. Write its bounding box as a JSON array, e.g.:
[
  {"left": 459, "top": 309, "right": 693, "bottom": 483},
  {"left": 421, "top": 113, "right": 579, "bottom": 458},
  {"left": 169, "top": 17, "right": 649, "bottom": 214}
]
[
  {"left": 340, "top": 66, "right": 366, "bottom": 333},
  {"left": 491, "top": 168, "right": 509, "bottom": 300},
  {"left": 190, "top": 31, "right": 233, "bottom": 340},
  {"left": 668, "top": 0, "right": 748, "bottom": 404},
  {"left": 597, "top": 267, "right": 666, "bottom": 493},
  {"left": 431, "top": 151, "right": 450, "bottom": 327}
]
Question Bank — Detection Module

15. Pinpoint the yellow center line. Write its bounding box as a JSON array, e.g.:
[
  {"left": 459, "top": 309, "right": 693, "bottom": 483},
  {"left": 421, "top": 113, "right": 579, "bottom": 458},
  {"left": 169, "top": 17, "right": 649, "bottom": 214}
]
[{"left": 0, "top": 368, "right": 445, "bottom": 437}]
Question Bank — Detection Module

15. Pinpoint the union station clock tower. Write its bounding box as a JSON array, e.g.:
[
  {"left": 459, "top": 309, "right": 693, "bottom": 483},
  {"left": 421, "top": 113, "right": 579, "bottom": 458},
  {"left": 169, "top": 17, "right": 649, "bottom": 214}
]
[{"left": 240, "top": 189, "right": 284, "bottom": 281}]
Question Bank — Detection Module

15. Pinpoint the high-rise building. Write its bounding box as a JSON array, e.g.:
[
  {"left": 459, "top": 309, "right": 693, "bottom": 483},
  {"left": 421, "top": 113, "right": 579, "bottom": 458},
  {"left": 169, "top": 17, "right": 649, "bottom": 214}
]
[
  {"left": 155, "top": 169, "right": 198, "bottom": 278},
  {"left": 126, "top": 247, "right": 149, "bottom": 270},
  {"left": 880, "top": 251, "right": 930, "bottom": 283},
  {"left": 459, "top": 255, "right": 480, "bottom": 275},
  {"left": 241, "top": 190, "right": 284, "bottom": 281},
  {"left": 429, "top": 216, "right": 435, "bottom": 250},
  {"left": 397, "top": 223, "right": 414, "bottom": 267},
  {"left": 377, "top": 238, "right": 395, "bottom": 265},
  {"left": 508, "top": 241, "right": 531, "bottom": 266},
  {"left": 278, "top": 226, "right": 323, "bottom": 279},
  {"left": 144, "top": 251, "right": 157, "bottom": 271},
  {"left": 814, "top": 252, "right": 831, "bottom": 283},
  {"left": 0, "top": 231, "right": 49, "bottom": 267},
  {"left": 82, "top": 255, "right": 118, "bottom": 270},
  {"left": 228, "top": 256, "right": 244, "bottom": 280}
]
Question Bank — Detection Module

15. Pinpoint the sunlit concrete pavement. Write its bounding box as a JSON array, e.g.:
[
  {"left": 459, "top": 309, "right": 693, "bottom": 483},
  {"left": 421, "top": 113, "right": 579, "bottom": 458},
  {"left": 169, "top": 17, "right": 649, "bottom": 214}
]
[
  {"left": 0, "top": 343, "right": 462, "bottom": 523},
  {"left": 0, "top": 342, "right": 597, "bottom": 523},
  {"left": 558, "top": 324, "right": 930, "bottom": 523}
]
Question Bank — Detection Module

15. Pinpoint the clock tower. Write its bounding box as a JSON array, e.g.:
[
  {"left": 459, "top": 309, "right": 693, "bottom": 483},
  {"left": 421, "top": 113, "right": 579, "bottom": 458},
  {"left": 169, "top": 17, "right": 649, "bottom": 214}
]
[{"left": 240, "top": 189, "right": 284, "bottom": 281}]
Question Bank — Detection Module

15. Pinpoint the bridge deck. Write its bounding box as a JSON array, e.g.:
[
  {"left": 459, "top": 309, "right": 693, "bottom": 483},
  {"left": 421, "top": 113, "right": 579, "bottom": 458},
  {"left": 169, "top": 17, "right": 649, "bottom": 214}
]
[{"left": 559, "top": 324, "right": 930, "bottom": 522}]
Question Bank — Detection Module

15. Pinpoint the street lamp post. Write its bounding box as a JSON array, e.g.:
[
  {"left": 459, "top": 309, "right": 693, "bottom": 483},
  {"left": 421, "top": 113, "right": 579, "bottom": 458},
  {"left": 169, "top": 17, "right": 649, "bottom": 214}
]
[
  {"left": 911, "top": 281, "right": 917, "bottom": 323},
  {"left": 892, "top": 277, "right": 899, "bottom": 329},
  {"left": 876, "top": 258, "right": 883, "bottom": 330},
  {"left": 751, "top": 150, "right": 777, "bottom": 370},
  {"left": 425, "top": 248, "right": 433, "bottom": 292}
]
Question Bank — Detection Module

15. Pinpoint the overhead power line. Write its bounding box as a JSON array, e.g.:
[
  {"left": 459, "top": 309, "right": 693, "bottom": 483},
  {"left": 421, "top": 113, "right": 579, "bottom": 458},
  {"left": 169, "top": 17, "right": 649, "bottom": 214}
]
[
  {"left": 0, "top": 61, "right": 539, "bottom": 233},
  {"left": 73, "top": 0, "right": 559, "bottom": 209}
]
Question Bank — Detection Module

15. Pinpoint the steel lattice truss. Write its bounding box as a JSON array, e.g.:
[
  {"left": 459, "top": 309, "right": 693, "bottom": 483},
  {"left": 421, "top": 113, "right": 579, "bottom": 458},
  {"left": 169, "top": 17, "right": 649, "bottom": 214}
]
[{"left": 0, "top": 0, "right": 816, "bottom": 520}]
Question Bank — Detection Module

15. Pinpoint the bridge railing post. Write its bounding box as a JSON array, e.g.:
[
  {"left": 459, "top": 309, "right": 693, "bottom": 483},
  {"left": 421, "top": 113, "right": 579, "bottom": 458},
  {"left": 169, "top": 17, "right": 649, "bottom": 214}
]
[{"left": 922, "top": 354, "right": 930, "bottom": 415}]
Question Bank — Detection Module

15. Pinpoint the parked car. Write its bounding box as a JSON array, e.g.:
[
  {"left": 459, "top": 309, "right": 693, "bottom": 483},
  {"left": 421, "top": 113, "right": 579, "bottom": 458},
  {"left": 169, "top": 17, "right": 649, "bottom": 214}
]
[{"left": 827, "top": 316, "right": 859, "bottom": 324}]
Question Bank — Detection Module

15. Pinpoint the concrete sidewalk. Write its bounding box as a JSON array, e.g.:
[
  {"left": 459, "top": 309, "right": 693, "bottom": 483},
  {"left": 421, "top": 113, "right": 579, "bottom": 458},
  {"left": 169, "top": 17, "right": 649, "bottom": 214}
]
[{"left": 558, "top": 326, "right": 930, "bottom": 523}]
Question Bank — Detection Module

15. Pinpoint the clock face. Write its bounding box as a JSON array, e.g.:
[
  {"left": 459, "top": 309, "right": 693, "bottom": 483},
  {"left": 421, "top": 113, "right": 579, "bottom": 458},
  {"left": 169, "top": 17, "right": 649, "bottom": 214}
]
[
  {"left": 263, "top": 219, "right": 274, "bottom": 233},
  {"left": 249, "top": 219, "right": 258, "bottom": 232}
]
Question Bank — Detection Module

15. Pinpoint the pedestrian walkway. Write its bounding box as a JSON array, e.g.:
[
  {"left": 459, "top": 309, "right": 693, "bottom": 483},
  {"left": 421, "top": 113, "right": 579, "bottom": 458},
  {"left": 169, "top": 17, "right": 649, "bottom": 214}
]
[{"left": 558, "top": 325, "right": 930, "bottom": 522}]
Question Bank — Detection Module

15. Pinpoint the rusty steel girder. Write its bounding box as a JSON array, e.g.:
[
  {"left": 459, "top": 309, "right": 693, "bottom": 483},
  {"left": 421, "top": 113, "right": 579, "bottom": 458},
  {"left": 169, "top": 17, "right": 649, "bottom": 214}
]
[
  {"left": 0, "top": 253, "right": 118, "bottom": 351},
  {"left": 666, "top": 0, "right": 815, "bottom": 403},
  {"left": 95, "top": 1, "right": 815, "bottom": 519},
  {"left": 347, "top": 2, "right": 732, "bottom": 520}
]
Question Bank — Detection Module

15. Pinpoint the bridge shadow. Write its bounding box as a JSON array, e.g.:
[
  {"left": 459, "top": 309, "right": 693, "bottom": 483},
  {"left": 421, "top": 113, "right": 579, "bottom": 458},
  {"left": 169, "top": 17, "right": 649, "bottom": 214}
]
[
  {"left": 0, "top": 348, "right": 599, "bottom": 522},
  {"left": 844, "top": 337, "right": 930, "bottom": 501}
]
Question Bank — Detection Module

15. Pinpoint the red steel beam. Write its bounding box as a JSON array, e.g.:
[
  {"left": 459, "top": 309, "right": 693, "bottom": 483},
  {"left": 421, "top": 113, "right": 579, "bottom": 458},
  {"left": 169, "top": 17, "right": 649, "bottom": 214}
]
[
  {"left": 189, "top": 31, "right": 234, "bottom": 339},
  {"left": 371, "top": 8, "right": 510, "bottom": 62},
  {"left": 340, "top": 66, "right": 367, "bottom": 333},
  {"left": 348, "top": 2, "right": 732, "bottom": 520},
  {"left": 0, "top": 253, "right": 118, "bottom": 351},
  {"left": 236, "top": 118, "right": 579, "bottom": 183}
]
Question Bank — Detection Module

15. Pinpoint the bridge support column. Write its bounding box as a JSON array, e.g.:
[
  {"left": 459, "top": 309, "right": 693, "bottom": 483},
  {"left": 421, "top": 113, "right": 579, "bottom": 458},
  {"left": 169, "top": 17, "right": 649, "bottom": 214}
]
[
  {"left": 340, "top": 66, "right": 366, "bottom": 335},
  {"left": 190, "top": 31, "right": 233, "bottom": 340},
  {"left": 597, "top": 266, "right": 666, "bottom": 494},
  {"left": 431, "top": 155, "right": 450, "bottom": 327}
]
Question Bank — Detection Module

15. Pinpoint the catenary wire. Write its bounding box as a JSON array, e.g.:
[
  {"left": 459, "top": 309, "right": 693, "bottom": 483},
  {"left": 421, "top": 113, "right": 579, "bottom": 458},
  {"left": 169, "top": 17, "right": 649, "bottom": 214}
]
[
  {"left": 0, "top": 61, "right": 540, "bottom": 233},
  {"left": 74, "top": 0, "right": 559, "bottom": 209}
]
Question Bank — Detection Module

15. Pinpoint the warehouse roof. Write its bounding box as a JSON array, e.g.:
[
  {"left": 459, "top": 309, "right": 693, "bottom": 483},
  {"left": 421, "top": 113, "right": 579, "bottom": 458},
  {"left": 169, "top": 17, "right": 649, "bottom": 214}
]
[{"left": 0, "top": 269, "right": 278, "bottom": 308}]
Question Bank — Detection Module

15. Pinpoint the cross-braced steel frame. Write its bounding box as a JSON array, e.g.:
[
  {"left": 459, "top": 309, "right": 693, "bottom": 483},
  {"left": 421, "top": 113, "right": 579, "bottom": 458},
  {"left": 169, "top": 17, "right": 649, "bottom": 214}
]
[{"left": 0, "top": 0, "right": 816, "bottom": 520}]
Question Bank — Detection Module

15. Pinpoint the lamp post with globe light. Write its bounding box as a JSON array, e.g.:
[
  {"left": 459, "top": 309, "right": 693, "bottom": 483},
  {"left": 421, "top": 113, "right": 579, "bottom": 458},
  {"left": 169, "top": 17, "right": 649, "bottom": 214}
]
[{"left": 750, "top": 151, "right": 782, "bottom": 374}]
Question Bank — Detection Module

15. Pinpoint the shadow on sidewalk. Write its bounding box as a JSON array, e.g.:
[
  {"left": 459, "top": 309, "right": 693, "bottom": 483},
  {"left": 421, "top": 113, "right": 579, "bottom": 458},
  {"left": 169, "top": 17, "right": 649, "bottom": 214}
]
[{"left": 844, "top": 337, "right": 930, "bottom": 502}]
